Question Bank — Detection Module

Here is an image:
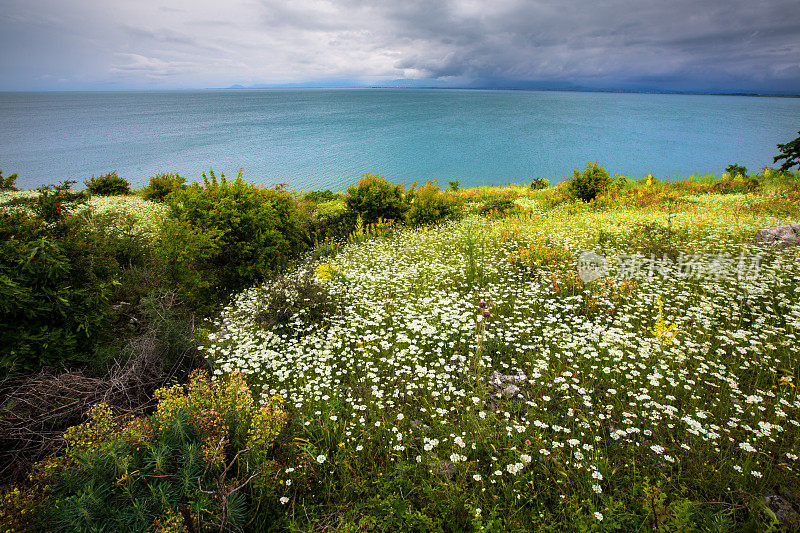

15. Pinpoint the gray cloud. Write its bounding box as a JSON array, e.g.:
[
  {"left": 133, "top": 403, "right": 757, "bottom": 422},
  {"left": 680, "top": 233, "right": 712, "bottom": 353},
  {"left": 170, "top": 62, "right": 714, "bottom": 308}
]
[{"left": 0, "top": 0, "right": 797, "bottom": 91}]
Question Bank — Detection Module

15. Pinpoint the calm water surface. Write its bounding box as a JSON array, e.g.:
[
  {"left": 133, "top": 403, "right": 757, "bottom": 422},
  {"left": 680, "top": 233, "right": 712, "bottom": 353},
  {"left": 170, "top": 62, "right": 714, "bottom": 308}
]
[{"left": 1, "top": 89, "right": 798, "bottom": 190}]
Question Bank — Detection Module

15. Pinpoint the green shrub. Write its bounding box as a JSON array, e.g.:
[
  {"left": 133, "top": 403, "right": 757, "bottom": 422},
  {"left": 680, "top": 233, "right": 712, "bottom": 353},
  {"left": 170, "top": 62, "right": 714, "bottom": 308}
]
[
  {"left": 31, "top": 180, "right": 87, "bottom": 224},
  {"left": 711, "top": 175, "right": 759, "bottom": 194},
  {"left": 568, "top": 162, "right": 612, "bottom": 202},
  {"left": 0, "top": 211, "right": 118, "bottom": 373},
  {"left": 345, "top": 174, "right": 408, "bottom": 225},
  {"left": 447, "top": 180, "right": 460, "bottom": 191},
  {"left": 161, "top": 169, "right": 306, "bottom": 310},
  {"left": 531, "top": 177, "right": 550, "bottom": 190},
  {"left": 627, "top": 222, "right": 687, "bottom": 260},
  {"left": 0, "top": 169, "right": 18, "bottom": 191},
  {"left": 310, "top": 198, "right": 349, "bottom": 242},
  {"left": 303, "top": 189, "right": 339, "bottom": 203},
  {"left": 478, "top": 196, "right": 516, "bottom": 215},
  {"left": 254, "top": 270, "right": 339, "bottom": 337},
  {"left": 725, "top": 163, "right": 748, "bottom": 178},
  {"left": 406, "top": 180, "right": 463, "bottom": 227},
  {"left": 84, "top": 171, "right": 130, "bottom": 196},
  {"left": 141, "top": 172, "right": 185, "bottom": 202},
  {"left": 33, "top": 370, "right": 287, "bottom": 532}
]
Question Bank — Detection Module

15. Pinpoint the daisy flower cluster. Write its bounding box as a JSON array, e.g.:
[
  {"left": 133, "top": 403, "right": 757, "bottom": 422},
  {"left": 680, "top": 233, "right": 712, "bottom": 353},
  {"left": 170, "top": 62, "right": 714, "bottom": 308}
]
[{"left": 203, "top": 191, "right": 800, "bottom": 519}]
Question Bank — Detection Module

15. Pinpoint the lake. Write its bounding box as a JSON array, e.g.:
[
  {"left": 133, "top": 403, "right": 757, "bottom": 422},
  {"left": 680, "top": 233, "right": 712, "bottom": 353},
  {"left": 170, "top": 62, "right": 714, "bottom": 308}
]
[{"left": 1, "top": 88, "right": 798, "bottom": 191}]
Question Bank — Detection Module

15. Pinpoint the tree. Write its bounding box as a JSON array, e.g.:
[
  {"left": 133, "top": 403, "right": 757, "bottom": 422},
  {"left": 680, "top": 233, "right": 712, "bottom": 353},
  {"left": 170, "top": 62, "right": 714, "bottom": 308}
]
[{"left": 774, "top": 131, "right": 800, "bottom": 171}]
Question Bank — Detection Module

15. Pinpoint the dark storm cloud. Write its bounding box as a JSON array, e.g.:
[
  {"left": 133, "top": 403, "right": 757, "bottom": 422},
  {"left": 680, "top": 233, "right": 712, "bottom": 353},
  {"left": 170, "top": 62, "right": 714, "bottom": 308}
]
[{"left": 0, "top": 0, "right": 797, "bottom": 92}]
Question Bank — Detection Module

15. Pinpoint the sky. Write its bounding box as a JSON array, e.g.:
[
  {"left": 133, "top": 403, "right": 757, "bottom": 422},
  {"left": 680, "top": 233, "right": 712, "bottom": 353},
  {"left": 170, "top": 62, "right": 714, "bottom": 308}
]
[{"left": 1, "top": 0, "right": 799, "bottom": 93}]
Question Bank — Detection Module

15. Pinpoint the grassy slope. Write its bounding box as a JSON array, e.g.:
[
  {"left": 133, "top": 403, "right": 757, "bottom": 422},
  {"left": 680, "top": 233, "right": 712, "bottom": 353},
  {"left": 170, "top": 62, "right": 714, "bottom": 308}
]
[{"left": 202, "top": 174, "right": 800, "bottom": 530}]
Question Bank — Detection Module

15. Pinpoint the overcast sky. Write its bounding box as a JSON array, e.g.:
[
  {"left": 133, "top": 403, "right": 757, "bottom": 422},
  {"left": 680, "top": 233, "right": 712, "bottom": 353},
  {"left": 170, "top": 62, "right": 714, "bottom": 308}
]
[{"left": 1, "top": 0, "right": 799, "bottom": 93}]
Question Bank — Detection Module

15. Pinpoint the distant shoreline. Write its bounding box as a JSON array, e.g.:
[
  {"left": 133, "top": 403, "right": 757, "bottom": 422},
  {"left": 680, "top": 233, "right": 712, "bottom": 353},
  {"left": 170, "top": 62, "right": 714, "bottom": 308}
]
[{"left": 1, "top": 86, "right": 798, "bottom": 98}]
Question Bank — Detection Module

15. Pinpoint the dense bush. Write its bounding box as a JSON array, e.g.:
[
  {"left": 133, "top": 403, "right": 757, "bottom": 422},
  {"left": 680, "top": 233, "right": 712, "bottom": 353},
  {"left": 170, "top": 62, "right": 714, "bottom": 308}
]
[
  {"left": 627, "top": 221, "right": 687, "bottom": 260},
  {"left": 345, "top": 174, "right": 408, "bottom": 225},
  {"left": 84, "top": 171, "right": 131, "bottom": 196},
  {"left": 254, "top": 270, "right": 339, "bottom": 337},
  {"left": 30, "top": 180, "right": 87, "bottom": 224},
  {"left": 141, "top": 172, "right": 185, "bottom": 202},
  {"left": 309, "top": 198, "right": 349, "bottom": 242},
  {"left": 568, "top": 162, "right": 612, "bottom": 202},
  {"left": 530, "top": 177, "right": 550, "bottom": 190},
  {"left": 406, "top": 180, "right": 463, "bottom": 227},
  {"left": 478, "top": 196, "right": 517, "bottom": 215},
  {"left": 0, "top": 169, "right": 18, "bottom": 191},
  {"left": 162, "top": 170, "right": 306, "bottom": 310},
  {"left": 303, "top": 189, "right": 339, "bottom": 203},
  {"left": 711, "top": 175, "right": 760, "bottom": 194},
  {"left": 17, "top": 371, "right": 287, "bottom": 532},
  {"left": 0, "top": 211, "right": 118, "bottom": 373},
  {"left": 725, "top": 163, "right": 748, "bottom": 178}
]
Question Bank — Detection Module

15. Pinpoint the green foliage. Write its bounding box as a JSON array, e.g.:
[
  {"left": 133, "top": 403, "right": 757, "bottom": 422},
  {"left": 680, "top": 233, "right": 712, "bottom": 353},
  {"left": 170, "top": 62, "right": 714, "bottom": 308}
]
[
  {"left": 253, "top": 270, "right": 338, "bottom": 337},
  {"left": 303, "top": 189, "right": 339, "bottom": 203},
  {"left": 447, "top": 180, "right": 460, "bottom": 191},
  {"left": 711, "top": 175, "right": 760, "bottom": 194},
  {"left": 478, "top": 196, "right": 517, "bottom": 215},
  {"left": 627, "top": 221, "right": 687, "bottom": 260},
  {"left": 84, "top": 171, "right": 131, "bottom": 196},
  {"left": 33, "top": 370, "right": 287, "bottom": 532},
  {"left": 725, "top": 163, "right": 748, "bottom": 177},
  {"left": 0, "top": 169, "right": 18, "bottom": 191},
  {"left": 531, "top": 177, "right": 550, "bottom": 190},
  {"left": 142, "top": 172, "right": 186, "bottom": 202},
  {"left": 309, "top": 198, "right": 349, "bottom": 242},
  {"left": 568, "top": 162, "right": 613, "bottom": 202},
  {"left": 162, "top": 169, "right": 306, "bottom": 310},
  {"left": 345, "top": 174, "right": 408, "bottom": 225},
  {"left": 774, "top": 131, "right": 800, "bottom": 171},
  {"left": 0, "top": 211, "right": 119, "bottom": 373},
  {"left": 31, "top": 180, "right": 87, "bottom": 224},
  {"left": 406, "top": 180, "right": 463, "bottom": 227}
]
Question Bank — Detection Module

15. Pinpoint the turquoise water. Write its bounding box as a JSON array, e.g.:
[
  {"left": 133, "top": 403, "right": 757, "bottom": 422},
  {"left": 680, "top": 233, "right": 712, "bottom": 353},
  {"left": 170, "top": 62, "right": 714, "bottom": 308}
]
[{"left": 1, "top": 89, "right": 798, "bottom": 191}]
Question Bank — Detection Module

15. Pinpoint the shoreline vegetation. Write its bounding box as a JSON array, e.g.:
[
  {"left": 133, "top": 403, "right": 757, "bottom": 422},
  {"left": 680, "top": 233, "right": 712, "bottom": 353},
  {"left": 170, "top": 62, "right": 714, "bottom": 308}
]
[{"left": 2, "top": 162, "right": 800, "bottom": 531}]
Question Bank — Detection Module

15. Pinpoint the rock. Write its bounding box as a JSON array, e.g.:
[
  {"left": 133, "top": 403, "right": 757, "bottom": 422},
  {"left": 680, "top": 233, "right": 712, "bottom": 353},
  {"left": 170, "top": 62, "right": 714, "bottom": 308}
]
[
  {"left": 488, "top": 370, "right": 527, "bottom": 398},
  {"left": 764, "top": 493, "right": 800, "bottom": 530},
  {"left": 429, "top": 459, "right": 455, "bottom": 481},
  {"left": 752, "top": 223, "right": 800, "bottom": 247},
  {"left": 410, "top": 419, "right": 431, "bottom": 433},
  {"left": 501, "top": 384, "right": 520, "bottom": 398}
]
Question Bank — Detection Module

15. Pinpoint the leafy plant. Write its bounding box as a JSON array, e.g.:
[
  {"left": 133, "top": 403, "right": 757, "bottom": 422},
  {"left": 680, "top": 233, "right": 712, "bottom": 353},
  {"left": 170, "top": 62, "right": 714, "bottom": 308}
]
[
  {"left": 406, "top": 180, "right": 463, "bottom": 227},
  {"left": 725, "top": 163, "right": 748, "bottom": 178},
  {"left": 303, "top": 189, "right": 340, "bottom": 203},
  {"left": 31, "top": 180, "right": 87, "bottom": 224},
  {"left": 84, "top": 171, "right": 131, "bottom": 196},
  {"left": 253, "top": 270, "right": 338, "bottom": 336},
  {"left": 161, "top": 169, "right": 306, "bottom": 310},
  {"left": 478, "top": 197, "right": 517, "bottom": 215},
  {"left": 567, "top": 162, "right": 612, "bottom": 202},
  {"left": 345, "top": 174, "right": 408, "bottom": 225},
  {"left": 309, "top": 198, "right": 349, "bottom": 242},
  {"left": 142, "top": 172, "right": 185, "bottom": 202},
  {"left": 447, "top": 180, "right": 460, "bottom": 191},
  {"left": 507, "top": 240, "right": 573, "bottom": 272},
  {"left": 32, "top": 370, "right": 287, "bottom": 532},
  {"left": 530, "top": 177, "right": 550, "bottom": 190},
  {"left": 0, "top": 210, "right": 118, "bottom": 373}
]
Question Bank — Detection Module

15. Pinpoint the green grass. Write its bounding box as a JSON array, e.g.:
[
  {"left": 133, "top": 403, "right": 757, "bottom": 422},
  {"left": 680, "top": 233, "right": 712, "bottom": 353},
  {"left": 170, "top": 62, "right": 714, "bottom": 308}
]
[
  {"left": 4, "top": 170, "right": 800, "bottom": 530},
  {"left": 201, "top": 174, "right": 800, "bottom": 531}
]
